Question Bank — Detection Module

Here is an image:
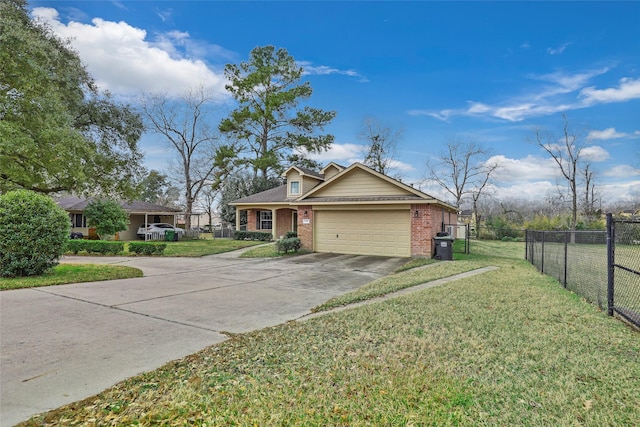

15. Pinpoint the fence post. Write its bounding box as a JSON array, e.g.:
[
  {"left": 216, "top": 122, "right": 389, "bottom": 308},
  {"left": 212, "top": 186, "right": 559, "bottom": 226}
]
[
  {"left": 525, "top": 230, "right": 528, "bottom": 260},
  {"left": 563, "top": 231, "right": 568, "bottom": 288},
  {"left": 541, "top": 231, "right": 545, "bottom": 274},
  {"left": 530, "top": 231, "right": 535, "bottom": 265},
  {"left": 606, "top": 213, "right": 614, "bottom": 316}
]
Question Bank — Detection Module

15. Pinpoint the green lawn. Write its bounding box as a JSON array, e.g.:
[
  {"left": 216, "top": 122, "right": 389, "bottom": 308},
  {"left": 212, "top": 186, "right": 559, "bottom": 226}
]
[
  {"left": 160, "top": 238, "right": 264, "bottom": 257},
  {"left": 239, "top": 243, "right": 312, "bottom": 258},
  {"left": 19, "top": 240, "right": 640, "bottom": 426},
  {"left": 0, "top": 264, "right": 142, "bottom": 291}
]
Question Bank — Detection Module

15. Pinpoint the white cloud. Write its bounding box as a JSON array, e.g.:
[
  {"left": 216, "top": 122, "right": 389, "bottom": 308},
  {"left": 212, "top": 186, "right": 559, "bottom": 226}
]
[
  {"left": 599, "top": 180, "right": 640, "bottom": 202},
  {"left": 587, "top": 128, "right": 628, "bottom": 140},
  {"left": 298, "top": 61, "right": 368, "bottom": 82},
  {"left": 488, "top": 154, "right": 559, "bottom": 182},
  {"left": 603, "top": 165, "right": 640, "bottom": 177},
  {"left": 581, "top": 145, "right": 610, "bottom": 162},
  {"left": 297, "top": 143, "right": 367, "bottom": 164},
  {"left": 547, "top": 42, "right": 572, "bottom": 55},
  {"left": 414, "top": 67, "right": 640, "bottom": 123},
  {"left": 407, "top": 109, "right": 453, "bottom": 121},
  {"left": 491, "top": 181, "right": 557, "bottom": 201},
  {"left": 32, "top": 7, "right": 228, "bottom": 99},
  {"left": 580, "top": 77, "right": 640, "bottom": 104},
  {"left": 386, "top": 159, "right": 415, "bottom": 172}
]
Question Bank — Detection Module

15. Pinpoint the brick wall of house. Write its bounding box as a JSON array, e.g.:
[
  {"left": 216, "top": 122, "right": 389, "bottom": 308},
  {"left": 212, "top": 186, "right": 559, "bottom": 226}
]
[
  {"left": 274, "top": 209, "right": 293, "bottom": 239},
  {"left": 410, "top": 204, "right": 434, "bottom": 257},
  {"left": 246, "top": 210, "right": 257, "bottom": 231},
  {"left": 297, "top": 205, "right": 313, "bottom": 250}
]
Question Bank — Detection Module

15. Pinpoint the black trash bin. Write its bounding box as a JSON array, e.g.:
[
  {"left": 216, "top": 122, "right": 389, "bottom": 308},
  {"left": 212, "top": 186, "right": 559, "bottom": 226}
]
[{"left": 433, "top": 234, "right": 454, "bottom": 260}]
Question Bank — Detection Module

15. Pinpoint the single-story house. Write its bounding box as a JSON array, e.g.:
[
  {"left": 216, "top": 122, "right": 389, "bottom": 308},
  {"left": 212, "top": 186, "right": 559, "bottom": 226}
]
[
  {"left": 56, "top": 196, "right": 184, "bottom": 240},
  {"left": 230, "top": 162, "right": 459, "bottom": 257}
]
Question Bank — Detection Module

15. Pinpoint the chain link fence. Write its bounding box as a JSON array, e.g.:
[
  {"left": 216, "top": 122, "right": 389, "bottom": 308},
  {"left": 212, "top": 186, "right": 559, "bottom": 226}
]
[
  {"left": 610, "top": 219, "right": 640, "bottom": 326},
  {"left": 526, "top": 214, "right": 640, "bottom": 328}
]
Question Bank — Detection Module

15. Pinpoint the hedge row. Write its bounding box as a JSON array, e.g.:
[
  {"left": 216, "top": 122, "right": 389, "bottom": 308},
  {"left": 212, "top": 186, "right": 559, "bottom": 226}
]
[
  {"left": 275, "top": 237, "right": 302, "bottom": 254},
  {"left": 127, "top": 242, "right": 167, "bottom": 255},
  {"left": 233, "top": 230, "right": 272, "bottom": 241},
  {"left": 65, "top": 240, "right": 124, "bottom": 255},
  {"left": 64, "top": 240, "right": 168, "bottom": 255}
]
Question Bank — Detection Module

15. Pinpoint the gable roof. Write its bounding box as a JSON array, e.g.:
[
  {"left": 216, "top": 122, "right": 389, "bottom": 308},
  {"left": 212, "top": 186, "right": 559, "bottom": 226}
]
[
  {"left": 230, "top": 163, "right": 458, "bottom": 212},
  {"left": 230, "top": 184, "right": 290, "bottom": 205},
  {"left": 297, "top": 163, "right": 457, "bottom": 210},
  {"left": 282, "top": 165, "right": 324, "bottom": 180},
  {"left": 320, "top": 162, "right": 346, "bottom": 174}
]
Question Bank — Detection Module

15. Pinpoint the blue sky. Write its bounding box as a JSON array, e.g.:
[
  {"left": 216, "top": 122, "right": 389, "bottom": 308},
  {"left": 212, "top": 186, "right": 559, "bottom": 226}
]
[{"left": 30, "top": 1, "right": 640, "bottom": 206}]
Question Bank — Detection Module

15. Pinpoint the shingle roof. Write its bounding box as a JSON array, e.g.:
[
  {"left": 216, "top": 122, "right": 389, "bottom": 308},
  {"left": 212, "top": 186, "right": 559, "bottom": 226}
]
[
  {"left": 301, "top": 195, "right": 425, "bottom": 203},
  {"left": 55, "top": 196, "right": 87, "bottom": 210},
  {"left": 295, "top": 166, "right": 324, "bottom": 180},
  {"left": 231, "top": 185, "right": 290, "bottom": 204},
  {"left": 121, "top": 201, "right": 181, "bottom": 213},
  {"left": 55, "top": 197, "right": 181, "bottom": 213}
]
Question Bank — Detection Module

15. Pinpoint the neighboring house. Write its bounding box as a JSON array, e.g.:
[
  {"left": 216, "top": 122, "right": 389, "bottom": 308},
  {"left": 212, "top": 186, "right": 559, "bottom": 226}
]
[
  {"left": 618, "top": 208, "right": 640, "bottom": 219},
  {"left": 230, "top": 162, "right": 459, "bottom": 257},
  {"left": 56, "top": 196, "right": 183, "bottom": 240}
]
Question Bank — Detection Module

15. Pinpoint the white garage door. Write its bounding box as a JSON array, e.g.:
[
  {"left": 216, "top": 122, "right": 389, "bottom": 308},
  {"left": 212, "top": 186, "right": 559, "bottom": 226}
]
[{"left": 315, "top": 210, "right": 410, "bottom": 257}]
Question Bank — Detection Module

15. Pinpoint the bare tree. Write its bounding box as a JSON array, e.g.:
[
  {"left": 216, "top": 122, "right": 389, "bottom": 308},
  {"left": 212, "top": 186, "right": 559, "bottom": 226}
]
[
  {"left": 195, "top": 185, "right": 218, "bottom": 235},
  {"left": 359, "top": 118, "right": 403, "bottom": 175},
  {"left": 426, "top": 140, "right": 499, "bottom": 238},
  {"left": 426, "top": 139, "right": 499, "bottom": 208},
  {"left": 141, "top": 87, "right": 223, "bottom": 229},
  {"left": 582, "top": 162, "right": 601, "bottom": 219},
  {"left": 531, "top": 114, "right": 587, "bottom": 231}
]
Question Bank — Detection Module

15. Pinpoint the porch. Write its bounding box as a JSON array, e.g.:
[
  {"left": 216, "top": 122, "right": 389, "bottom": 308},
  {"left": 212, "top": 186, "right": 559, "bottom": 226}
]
[{"left": 236, "top": 207, "right": 298, "bottom": 239}]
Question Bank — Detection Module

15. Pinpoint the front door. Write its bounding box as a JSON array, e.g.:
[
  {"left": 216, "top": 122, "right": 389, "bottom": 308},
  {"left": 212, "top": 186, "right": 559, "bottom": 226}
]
[{"left": 292, "top": 211, "right": 298, "bottom": 233}]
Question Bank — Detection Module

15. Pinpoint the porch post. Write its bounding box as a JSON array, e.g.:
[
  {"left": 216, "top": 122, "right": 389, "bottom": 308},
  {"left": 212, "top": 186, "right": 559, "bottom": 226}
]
[
  {"left": 272, "top": 208, "right": 277, "bottom": 240},
  {"left": 235, "top": 208, "right": 240, "bottom": 230}
]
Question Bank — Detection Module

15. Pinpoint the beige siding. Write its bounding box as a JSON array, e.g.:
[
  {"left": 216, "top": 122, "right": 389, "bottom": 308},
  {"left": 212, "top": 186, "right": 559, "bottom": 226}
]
[
  {"left": 315, "top": 210, "right": 410, "bottom": 257},
  {"left": 302, "top": 176, "right": 323, "bottom": 194},
  {"left": 323, "top": 165, "right": 340, "bottom": 180},
  {"left": 311, "top": 168, "right": 409, "bottom": 197}
]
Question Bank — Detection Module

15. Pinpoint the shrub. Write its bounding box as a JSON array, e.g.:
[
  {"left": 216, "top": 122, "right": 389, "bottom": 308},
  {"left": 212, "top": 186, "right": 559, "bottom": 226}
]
[
  {"left": 0, "top": 190, "right": 70, "bottom": 277},
  {"left": 64, "top": 240, "right": 124, "bottom": 255},
  {"left": 127, "top": 242, "right": 167, "bottom": 255},
  {"left": 284, "top": 231, "right": 298, "bottom": 239},
  {"left": 275, "top": 237, "right": 302, "bottom": 254},
  {"left": 65, "top": 239, "right": 85, "bottom": 254},
  {"left": 83, "top": 199, "right": 129, "bottom": 239},
  {"left": 233, "top": 230, "right": 272, "bottom": 241}
]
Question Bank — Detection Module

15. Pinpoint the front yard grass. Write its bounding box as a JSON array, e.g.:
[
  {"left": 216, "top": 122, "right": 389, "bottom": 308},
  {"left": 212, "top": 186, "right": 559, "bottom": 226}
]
[
  {"left": 161, "top": 238, "right": 264, "bottom": 257},
  {"left": 239, "top": 243, "right": 312, "bottom": 258},
  {"left": 19, "top": 240, "right": 640, "bottom": 426},
  {"left": 313, "top": 239, "right": 523, "bottom": 312},
  {"left": 0, "top": 264, "right": 142, "bottom": 290}
]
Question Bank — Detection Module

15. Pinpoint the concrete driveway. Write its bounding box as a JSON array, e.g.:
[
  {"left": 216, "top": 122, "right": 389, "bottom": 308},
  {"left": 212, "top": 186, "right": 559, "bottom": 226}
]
[{"left": 0, "top": 252, "right": 407, "bottom": 426}]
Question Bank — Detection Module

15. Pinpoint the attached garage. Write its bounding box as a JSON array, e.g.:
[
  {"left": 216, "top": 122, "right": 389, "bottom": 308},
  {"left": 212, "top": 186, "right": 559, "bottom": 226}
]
[
  {"left": 314, "top": 209, "right": 410, "bottom": 257},
  {"left": 231, "top": 163, "right": 459, "bottom": 258}
]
